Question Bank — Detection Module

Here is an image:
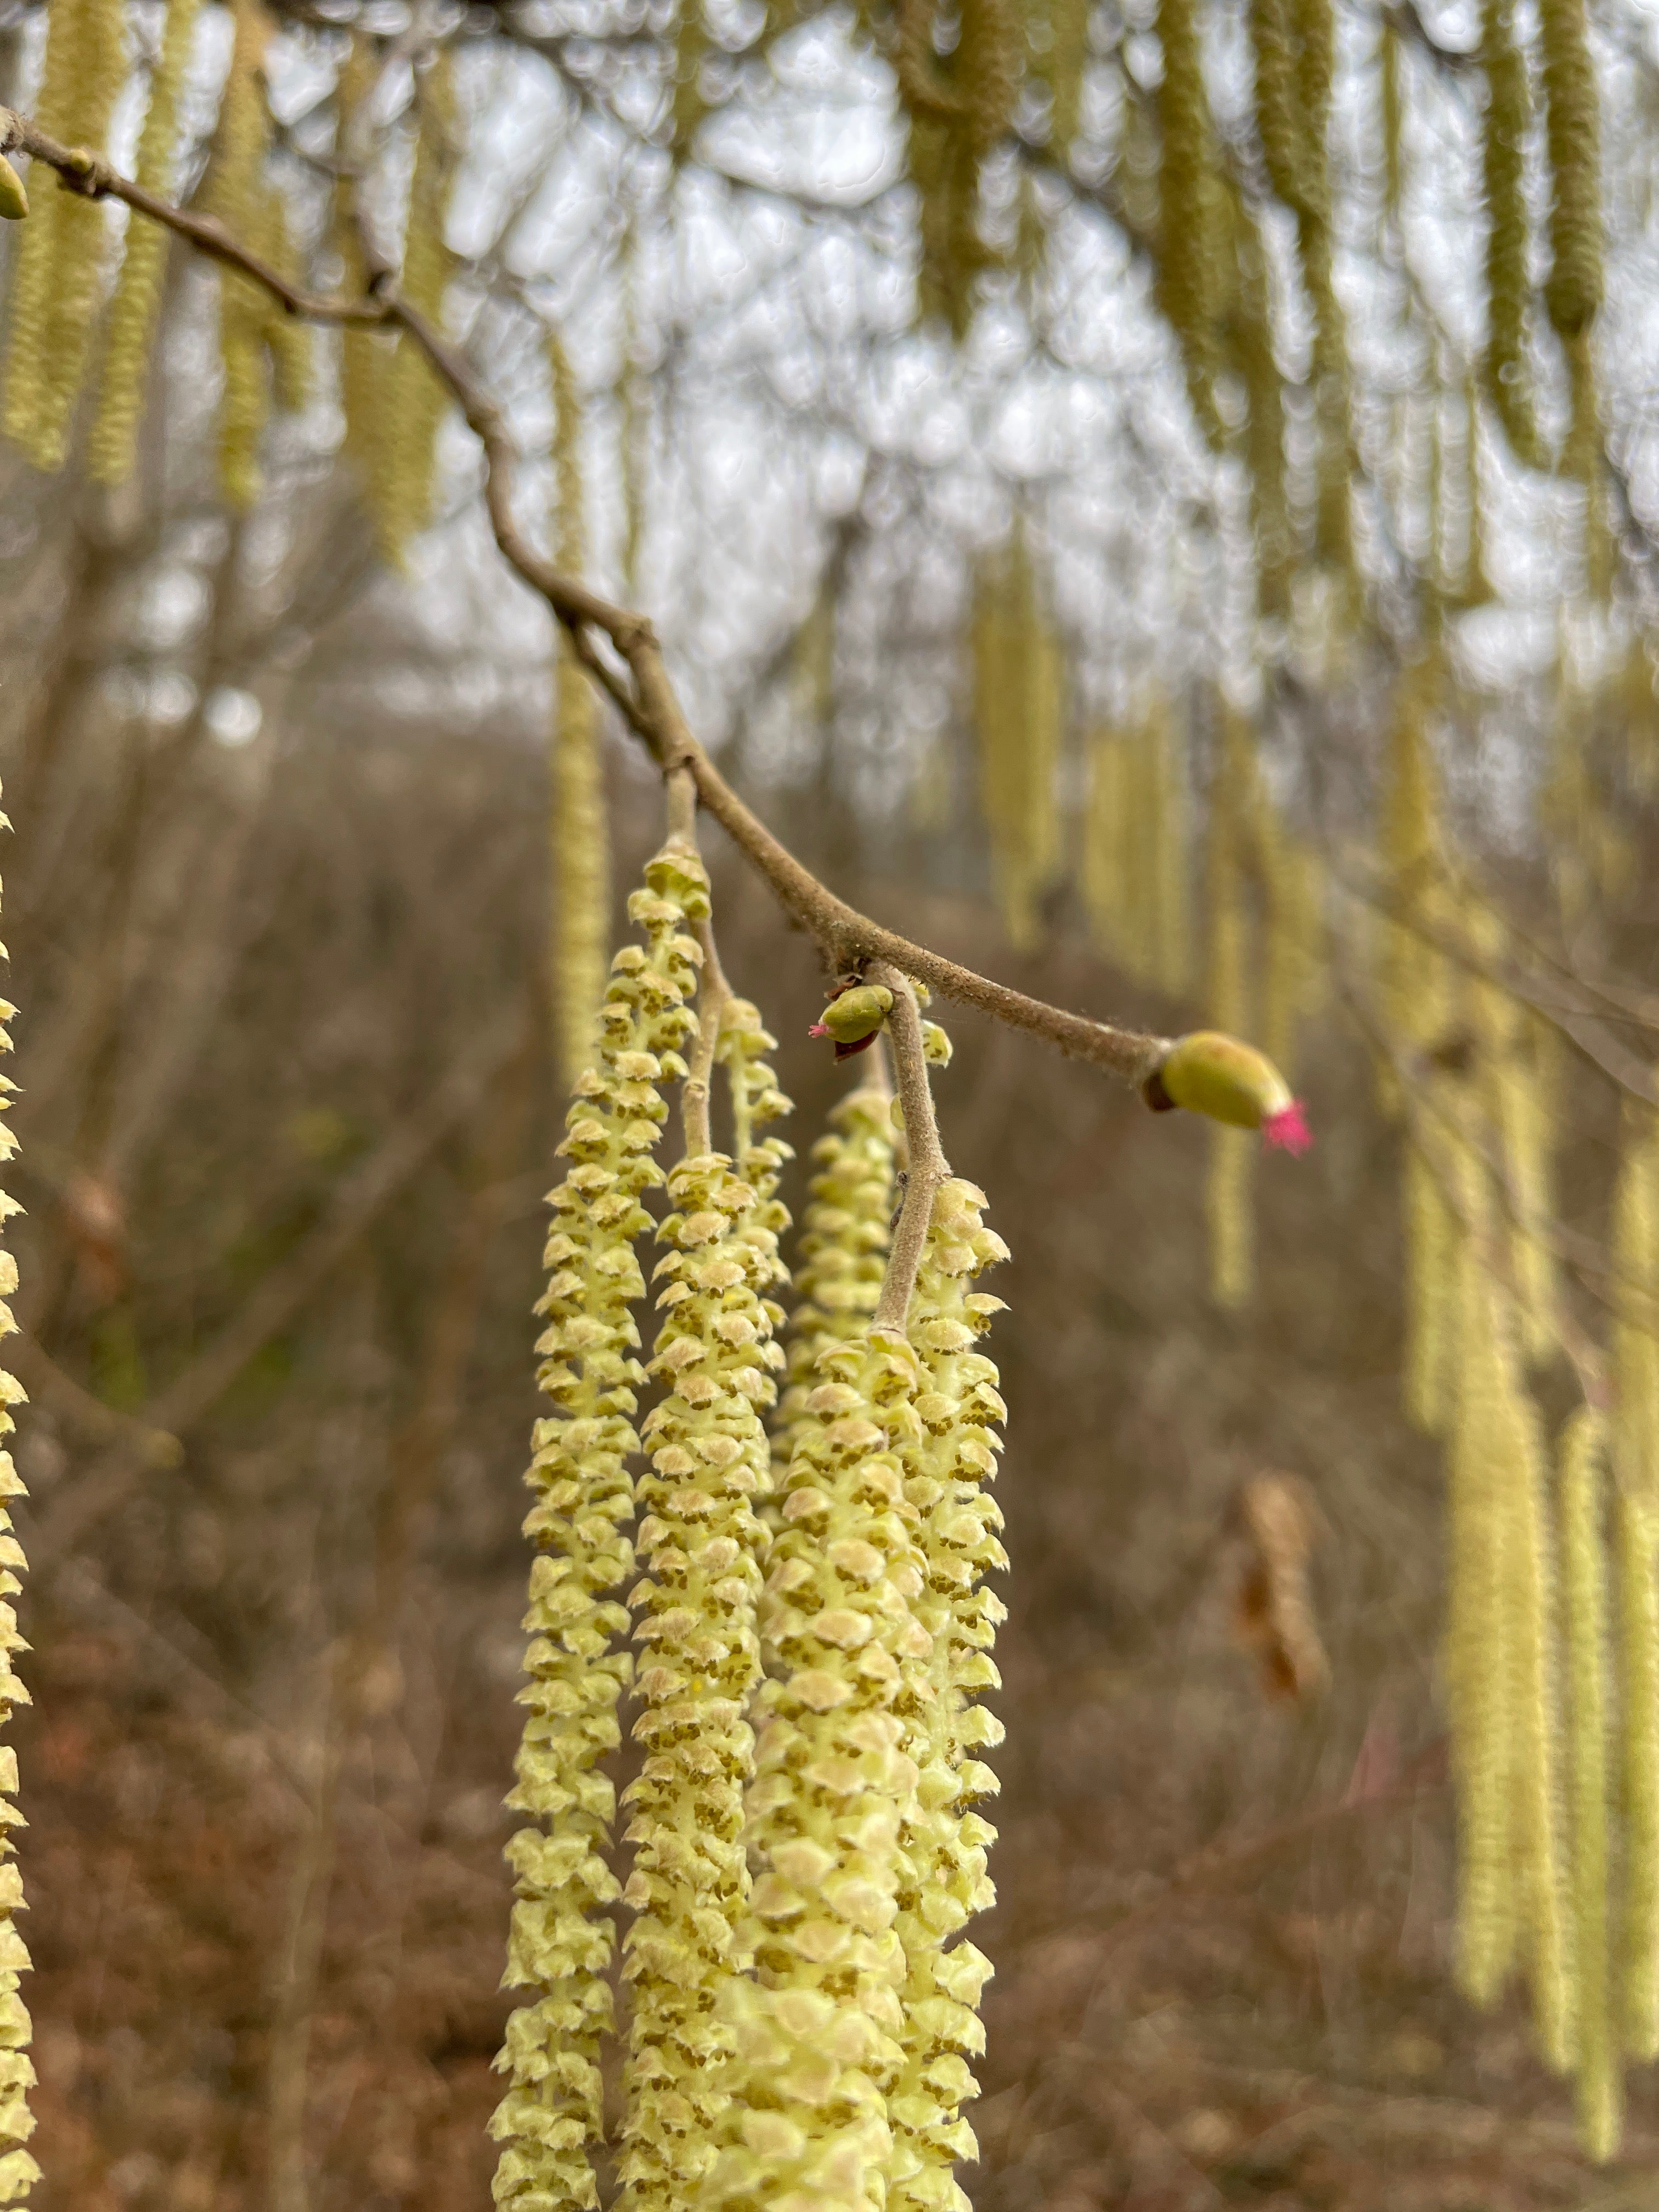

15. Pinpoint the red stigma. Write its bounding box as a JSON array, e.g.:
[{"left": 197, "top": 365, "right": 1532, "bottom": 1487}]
[
  {"left": 1263, "top": 1101, "right": 1312, "bottom": 1156},
  {"left": 808, "top": 1021, "right": 830, "bottom": 1038}
]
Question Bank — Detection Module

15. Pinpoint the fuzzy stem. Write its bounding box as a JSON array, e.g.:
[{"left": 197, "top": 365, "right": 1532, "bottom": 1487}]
[
  {"left": 682, "top": 914, "right": 730, "bottom": 1159},
  {"left": 870, "top": 962, "right": 951, "bottom": 1340}
]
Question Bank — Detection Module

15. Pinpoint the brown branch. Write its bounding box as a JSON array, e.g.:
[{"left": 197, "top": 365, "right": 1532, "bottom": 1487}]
[
  {"left": 870, "top": 966, "right": 951, "bottom": 1340},
  {"left": 0, "top": 105, "right": 1173, "bottom": 1091}
]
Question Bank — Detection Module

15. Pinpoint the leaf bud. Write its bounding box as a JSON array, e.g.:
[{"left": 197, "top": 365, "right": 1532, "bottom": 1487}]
[
  {"left": 0, "top": 161, "right": 26, "bottom": 223},
  {"left": 1144, "top": 1029, "right": 1311, "bottom": 1154},
  {"left": 808, "top": 983, "right": 894, "bottom": 1051}
]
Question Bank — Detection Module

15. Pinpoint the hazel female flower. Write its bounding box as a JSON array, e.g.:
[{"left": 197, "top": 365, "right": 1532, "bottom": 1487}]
[
  {"left": 809, "top": 984, "right": 894, "bottom": 1058},
  {"left": 1144, "top": 1030, "right": 1311, "bottom": 1153}
]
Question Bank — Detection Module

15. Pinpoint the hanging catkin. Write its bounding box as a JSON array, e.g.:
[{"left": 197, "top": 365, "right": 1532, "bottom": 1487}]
[
  {"left": 334, "top": 37, "right": 391, "bottom": 531},
  {"left": 1538, "top": 0, "right": 1602, "bottom": 343},
  {"left": 1612, "top": 1097, "right": 1659, "bottom": 2056},
  {"left": 704, "top": 1327, "right": 930, "bottom": 2208},
  {"left": 0, "top": 788, "right": 37, "bottom": 2208},
  {"left": 202, "top": 0, "right": 276, "bottom": 511},
  {"left": 1402, "top": 1133, "right": 1458, "bottom": 1434},
  {"left": 547, "top": 332, "right": 612, "bottom": 1090},
  {"left": 889, "top": 1170, "right": 1009, "bottom": 2212},
  {"left": 1444, "top": 1162, "right": 1520, "bottom": 2006},
  {"left": 970, "top": 528, "right": 1064, "bottom": 953},
  {"left": 1480, "top": 0, "right": 1545, "bottom": 467},
  {"left": 1, "top": 0, "right": 127, "bottom": 472},
  {"left": 1222, "top": 187, "right": 1294, "bottom": 619},
  {"left": 774, "top": 1073, "right": 895, "bottom": 1485},
  {"left": 1206, "top": 706, "right": 1254, "bottom": 1309},
  {"left": 618, "top": 998, "right": 793, "bottom": 2209},
  {"left": 488, "top": 840, "right": 705, "bottom": 2212},
  {"left": 1043, "top": 0, "right": 1090, "bottom": 154},
  {"left": 88, "top": 0, "right": 203, "bottom": 484},
  {"left": 1560, "top": 1408, "right": 1618, "bottom": 2160},
  {"left": 1155, "top": 0, "right": 1223, "bottom": 450},
  {"left": 1380, "top": 23, "right": 1402, "bottom": 226},
  {"left": 377, "top": 57, "right": 456, "bottom": 565}
]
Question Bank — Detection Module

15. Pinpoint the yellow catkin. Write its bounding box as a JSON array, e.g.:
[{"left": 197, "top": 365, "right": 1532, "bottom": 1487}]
[
  {"left": 1480, "top": 0, "right": 1544, "bottom": 467},
  {"left": 488, "top": 843, "right": 704, "bottom": 2212},
  {"left": 889, "top": 1172, "right": 1009, "bottom": 2212},
  {"left": 88, "top": 0, "right": 204, "bottom": 484},
  {"left": 1222, "top": 187, "right": 1294, "bottom": 619},
  {"left": 1462, "top": 379, "right": 1492, "bottom": 606},
  {"left": 773, "top": 1074, "right": 895, "bottom": 1485},
  {"left": 1619, "top": 1490, "right": 1659, "bottom": 2059},
  {"left": 1503, "top": 1355, "right": 1571, "bottom": 2070},
  {"left": 203, "top": 0, "right": 275, "bottom": 511},
  {"left": 1538, "top": 0, "right": 1602, "bottom": 343},
  {"left": 546, "top": 333, "right": 612, "bottom": 1089},
  {"left": 376, "top": 57, "right": 456, "bottom": 565},
  {"left": 0, "top": 787, "right": 38, "bottom": 2209},
  {"left": 1, "top": 0, "right": 127, "bottom": 472},
  {"left": 1560, "top": 1408, "right": 1619, "bottom": 2160},
  {"left": 704, "top": 1325, "right": 930, "bottom": 2212},
  {"left": 1378, "top": 653, "right": 1452, "bottom": 1108},
  {"left": 1402, "top": 1137, "right": 1457, "bottom": 1434},
  {"left": 1380, "top": 23, "right": 1402, "bottom": 224},
  {"left": 970, "top": 529, "right": 1063, "bottom": 953},
  {"left": 1156, "top": 0, "right": 1223, "bottom": 449},
  {"left": 1260, "top": 817, "right": 1324, "bottom": 1079},
  {"left": 1562, "top": 332, "right": 1612, "bottom": 601},
  {"left": 671, "top": 0, "right": 709, "bottom": 160},
  {"left": 1613, "top": 1096, "right": 1659, "bottom": 2056},
  {"left": 1043, "top": 0, "right": 1090, "bottom": 154},
  {"left": 255, "top": 182, "right": 312, "bottom": 419},
  {"left": 1445, "top": 1170, "right": 1519, "bottom": 2006},
  {"left": 618, "top": 1005, "right": 793, "bottom": 2211},
  {"left": 901, "top": 0, "right": 1015, "bottom": 335},
  {"left": 1150, "top": 695, "right": 1194, "bottom": 995},
  {"left": 335, "top": 38, "right": 392, "bottom": 531},
  {"left": 1206, "top": 709, "right": 1254, "bottom": 1309}
]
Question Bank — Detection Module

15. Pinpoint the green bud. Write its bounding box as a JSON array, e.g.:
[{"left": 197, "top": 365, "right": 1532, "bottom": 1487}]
[
  {"left": 1147, "top": 1030, "right": 1311, "bottom": 1153},
  {"left": 810, "top": 983, "right": 893, "bottom": 1045},
  {"left": 0, "top": 161, "right": 26, "bottom": 224}
]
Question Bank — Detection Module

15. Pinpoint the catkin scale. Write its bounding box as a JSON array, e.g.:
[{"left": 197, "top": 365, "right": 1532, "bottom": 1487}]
[{"left": 488, "top": 844, "right": 704, "bottom": 2212}]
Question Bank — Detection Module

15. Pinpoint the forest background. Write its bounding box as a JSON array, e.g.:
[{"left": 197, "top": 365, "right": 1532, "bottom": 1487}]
[{"left": 0, "top": 0, "right": 1654, "bottom": 2206}]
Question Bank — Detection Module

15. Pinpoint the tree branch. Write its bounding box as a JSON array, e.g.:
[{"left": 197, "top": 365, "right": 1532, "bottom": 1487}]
[{"left": 0, "top": 106, "right": 1174, "bottom": 1092}]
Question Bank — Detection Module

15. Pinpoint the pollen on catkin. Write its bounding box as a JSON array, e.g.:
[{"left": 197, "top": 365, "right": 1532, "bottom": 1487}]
[
  {"left": 889, "top": 1172, "right": 1009, "bottom": 2212},
  {"left": 547, "top": 331, "right": 612, "bottom": 1090},
  {"left": 1, "top": 0, "right": 127, "bottom": 473},
  {"left": 88, "top": 0, "right": 204, "bottom": 485},
  {"left": 488, "top": 840, "right": 705, "bottom": 2212},
  {"left": 618, "top": 1038, "right": 793, "bottom": 2208},
  {"left": 0, "top": 789, "right": 37, "bottom": 2208},
  {"left": 1560, "top": 1407, "right": 1620, "bottom": 2160}
]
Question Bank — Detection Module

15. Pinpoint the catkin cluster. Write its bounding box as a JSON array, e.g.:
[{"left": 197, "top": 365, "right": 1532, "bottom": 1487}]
[
  {"left": 1480, "top": 0, "right": 1544, "bottom": 466},
  {"left": 1, "top": 0, "right": 126, "bottom": 473},
  {"left": 889, "top": 1173, "right": 1008, "bottom": 2212},
  {"left": 899, "top": 0, "right": 1018, "bottom": 335},
  {"left": 619, "top": 987, "right": 794, "bottom": 2207},
  {"left": 0, "top": 793, "right": 35, "bottom": 2209},
  {"left": 489, "top": 840, "right": 705, "bottom": 2212}
]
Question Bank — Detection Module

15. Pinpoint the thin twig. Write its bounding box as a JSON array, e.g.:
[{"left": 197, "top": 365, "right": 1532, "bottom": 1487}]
[
  {"left": 0, "top": 105, "right": 1176, "bottom": 1094},
  {"left": 870, "top": 964, "right": 951, "bottom": 1340}
]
